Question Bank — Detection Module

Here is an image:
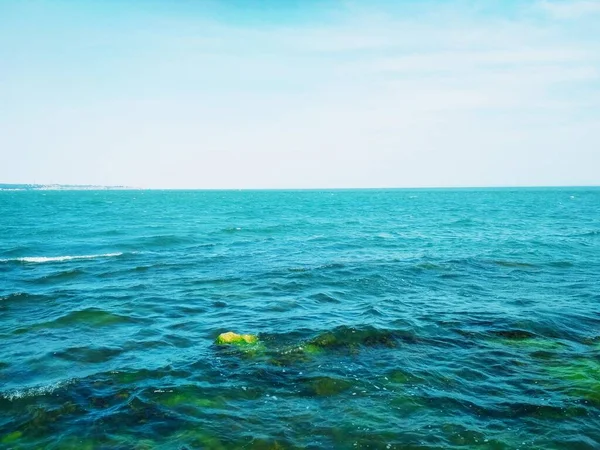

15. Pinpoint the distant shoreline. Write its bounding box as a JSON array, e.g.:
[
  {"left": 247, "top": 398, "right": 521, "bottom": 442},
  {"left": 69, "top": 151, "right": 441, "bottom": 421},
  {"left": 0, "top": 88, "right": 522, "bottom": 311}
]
[
  {"left": 1, "top": 184, "right": 599, "bottom": 192},
  {"left": 0, "top": 184, "right": 136, "bottom": 191}
]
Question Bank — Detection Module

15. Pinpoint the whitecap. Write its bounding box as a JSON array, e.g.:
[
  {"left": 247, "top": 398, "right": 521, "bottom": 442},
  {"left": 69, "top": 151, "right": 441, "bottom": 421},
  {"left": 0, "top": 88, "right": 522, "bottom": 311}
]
[
  {"left": 1, "top": 253, "right": 123, "bottom": 263},
  {"left": 2, "top": 379, "right": 73, "bottom": 401}
]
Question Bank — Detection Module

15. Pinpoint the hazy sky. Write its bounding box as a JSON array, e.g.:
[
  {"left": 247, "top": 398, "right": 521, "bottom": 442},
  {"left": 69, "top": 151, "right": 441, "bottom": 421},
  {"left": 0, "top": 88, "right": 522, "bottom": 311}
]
[{"left": 1, "top": 0, "right": 599, "bottom": 188}]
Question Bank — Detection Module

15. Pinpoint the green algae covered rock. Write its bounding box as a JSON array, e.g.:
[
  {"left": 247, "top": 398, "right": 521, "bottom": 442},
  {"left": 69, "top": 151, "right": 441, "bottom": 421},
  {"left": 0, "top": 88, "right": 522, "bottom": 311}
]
[
  {"left": 544, "top": 358, "right": 600, "bottom": 405},
  {"left": 387, "top": 369, "right": 422, "bottom": 385},
  {"left": 305, "top": 376, "right": 352, "bottom": 396},
  {"left": 149, "top": 386, "right": 225, "bottom": 410},
  {"left": 495, "top": 337, "right": 566, "bottom": 352},
  {"left": 55, "top": 437, "right": 96, "bottom": 450},
  {"left": 1, "top": 431, "right": 22, "bottom": 445},
  {"left": 301, "top": 344, "right": 324, "bottom": 355},
  {"left": 174, "top": 428, "right": 227, "bottom": 450},
  {"left": 215, "top": 331, "right": 259, "bottom": 346},
  {"left": 307, "top": 326, "right": 399, "bottom": 353}
]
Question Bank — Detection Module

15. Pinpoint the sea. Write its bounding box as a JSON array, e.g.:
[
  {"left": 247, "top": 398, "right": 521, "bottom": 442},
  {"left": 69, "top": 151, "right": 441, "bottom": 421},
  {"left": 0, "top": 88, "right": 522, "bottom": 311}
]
[{"left": 1, "top": 187, "right": 599, "bottom": 449}]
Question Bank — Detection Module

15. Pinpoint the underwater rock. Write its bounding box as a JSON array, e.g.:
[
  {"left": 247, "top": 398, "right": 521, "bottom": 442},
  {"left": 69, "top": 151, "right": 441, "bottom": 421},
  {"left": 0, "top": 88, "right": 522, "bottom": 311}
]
[
  {"left": 149, "top": 386, "right": 224, "bottom": 410},
  {"left": 495, "top": 337, "right": 566, "bottom": 355},
  {"left": 304, "top": 376, "right": 353, "bottom": 396},
  {"left": 302, "top": 344, "right": 324, "bottom": 355},
  {"left": 54, "top": 437, "right": 96, "bottom": 450},
  {"left": 307, "top": 326, "right": 399, "bottom": 352},
  {"left": 215, "top": 332, "right": 258, "bottom": 345},
  {"left": 442, "top": 423, "right": 487, "bottom": 446},
  {"left": 545, "top": 358, "right": 600, "bottom": 405},
  {"left": 492, "top": 329, "right": 537, "bottom": 340},
  {"left": 174, "top": 429, "right": 227, "bottom": 450},
  {"left": 1, "top": 431, "right": 22, "bottom": 445},
  {"left": 387, "top": 369, "right": 422, "bottom": 385},
  {"left": 245, "top": 438, "right": 290, "bottom": 450}
]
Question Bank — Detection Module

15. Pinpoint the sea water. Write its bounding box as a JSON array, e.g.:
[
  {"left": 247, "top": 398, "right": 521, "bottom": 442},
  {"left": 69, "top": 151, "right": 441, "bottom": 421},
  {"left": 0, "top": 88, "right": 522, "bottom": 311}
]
[{"left": 1, "top": 188, "right": 599, "bottom": 449}]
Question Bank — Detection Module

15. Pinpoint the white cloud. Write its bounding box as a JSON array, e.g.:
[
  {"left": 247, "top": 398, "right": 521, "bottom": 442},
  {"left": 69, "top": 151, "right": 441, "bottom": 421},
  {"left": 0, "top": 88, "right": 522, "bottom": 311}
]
[{"left": 538, "top": 0, "right": 600, "bottom": 18}]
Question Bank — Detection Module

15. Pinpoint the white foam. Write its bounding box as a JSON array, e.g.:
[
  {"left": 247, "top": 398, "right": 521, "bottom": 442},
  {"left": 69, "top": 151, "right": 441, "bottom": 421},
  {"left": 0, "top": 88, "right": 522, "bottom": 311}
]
[
  {"left": 1, "top": 253, "right": 123, "bottom": 263},
  {"left": 2, "top": 379, "right": 72, "bottom": 401}
]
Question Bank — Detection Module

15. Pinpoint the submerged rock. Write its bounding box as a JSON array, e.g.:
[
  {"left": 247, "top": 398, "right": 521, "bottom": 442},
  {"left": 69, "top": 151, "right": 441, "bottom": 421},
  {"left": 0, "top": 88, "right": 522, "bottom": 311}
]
[
  {"left": 1, "top": 431, "right": 22, "bottom": 445},
  {"left": 492, "top": 329, "right": 537, "bottom": 340},
  {"left": 308, "top": 326, "right": 399, "bottom": 351},
  {"left": 497, "top": 337, "right": 566, "bottom": 353},
  {"left": 387, "top": 369, "right": 422, "bottom": 385},
  {"left": 545, "top": 358, "right": 600, "bottom": 404},
  {"left": 215, "top": 332, "right": 259, "bottom": 346},
  {"left": 304, "top": 376, "right": 352, "bottom": 396}
]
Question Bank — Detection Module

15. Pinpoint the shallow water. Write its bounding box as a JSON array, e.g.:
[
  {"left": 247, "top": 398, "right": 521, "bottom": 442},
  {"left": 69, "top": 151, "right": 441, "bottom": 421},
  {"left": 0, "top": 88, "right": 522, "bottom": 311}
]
[{"left": 1, "top": 188, "right": 600, "bottom": 449}]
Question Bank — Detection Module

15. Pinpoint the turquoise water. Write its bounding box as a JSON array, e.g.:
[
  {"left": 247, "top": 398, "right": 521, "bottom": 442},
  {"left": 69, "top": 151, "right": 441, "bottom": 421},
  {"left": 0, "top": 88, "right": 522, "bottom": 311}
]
[{"left": 1, "top": 188, "right": 599, "bottom": 449}]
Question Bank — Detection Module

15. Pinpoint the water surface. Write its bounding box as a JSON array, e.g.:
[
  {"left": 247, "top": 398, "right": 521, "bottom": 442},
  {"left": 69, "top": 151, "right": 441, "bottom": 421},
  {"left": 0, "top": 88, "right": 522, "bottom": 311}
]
[{"left": 1, "top": 188, "right": 599, "bottom": 449}]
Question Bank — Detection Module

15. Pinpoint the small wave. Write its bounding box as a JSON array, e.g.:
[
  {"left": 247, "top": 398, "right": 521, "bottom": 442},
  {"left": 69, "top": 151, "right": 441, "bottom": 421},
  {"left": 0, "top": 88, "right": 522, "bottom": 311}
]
[
  {"left": 1, "top": 292, "right": 35, "bottom": 303},
  {"left": 493, "top": 260, "right": 537, "bottom": 269},
  {"left": 1, "top": 253, "right": 123, "bottom": 263},
  {"left": 13, "top": 308, "right": 138, "bottom": 334},
  {"left": 310, "top": 292, "right": 342, "bottom": 304},
  {"left": 222, "top": 227, "right": 242, "bottom": 233},
  {"left": 139, "top": 235, "right": 195, "bottom": 247},
  {"left": 575, "top": 230, "right": 600, "bottom": 237},
  {"left": 546, "top": 261, "right": 574, "bottom": 268},
  {"left": 2, "top": 380, "right": 72, "bottom": 401},
  {"left": 447, "top": 218, "right": 482, "bottom": 227},
  {"left": 29, "top": 268, "right": 85, "bottom": 284},
  {"left": 49, "top": 308, "right": 136, "bottom": 328},
  {"left": 414, "top": 261, "right": 444, "bottom": 271},
  {"left": 54, "top": 346, "right": 124, "bottom": 363}
]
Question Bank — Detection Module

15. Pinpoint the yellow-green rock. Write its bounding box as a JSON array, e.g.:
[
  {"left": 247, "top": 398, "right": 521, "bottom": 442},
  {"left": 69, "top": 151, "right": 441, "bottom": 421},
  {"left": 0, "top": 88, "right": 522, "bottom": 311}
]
[{"left": 215, "top": 331, "right": 258, "bottom": 345}]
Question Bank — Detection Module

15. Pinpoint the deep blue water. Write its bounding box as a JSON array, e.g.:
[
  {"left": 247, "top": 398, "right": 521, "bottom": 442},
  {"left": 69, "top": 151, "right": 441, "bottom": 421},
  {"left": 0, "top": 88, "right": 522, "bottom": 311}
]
[{"left": 1, "top": 188, "right": 600, "bottom": 449}]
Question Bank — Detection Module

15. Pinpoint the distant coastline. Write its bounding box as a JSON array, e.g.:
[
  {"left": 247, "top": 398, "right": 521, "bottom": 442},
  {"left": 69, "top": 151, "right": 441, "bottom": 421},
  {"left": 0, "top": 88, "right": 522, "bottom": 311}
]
[
  {"left": 1, "top": 184, "right": 598, "bottom": 191},
  {"left": 0, "top": 184, "right": 135, "bottom": 191}
]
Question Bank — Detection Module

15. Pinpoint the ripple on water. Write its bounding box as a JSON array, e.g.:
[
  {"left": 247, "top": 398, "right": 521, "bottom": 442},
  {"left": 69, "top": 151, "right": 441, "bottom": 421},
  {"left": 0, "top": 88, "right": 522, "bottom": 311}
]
[{"left": 19, "top": 308, "right": 140, "bottom": 333}]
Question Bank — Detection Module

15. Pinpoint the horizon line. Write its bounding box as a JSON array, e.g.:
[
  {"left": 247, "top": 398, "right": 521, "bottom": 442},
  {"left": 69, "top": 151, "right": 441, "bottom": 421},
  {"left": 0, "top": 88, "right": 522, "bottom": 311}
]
[{"left": 2, "top": 183, "right": 599, "bottom": 191}]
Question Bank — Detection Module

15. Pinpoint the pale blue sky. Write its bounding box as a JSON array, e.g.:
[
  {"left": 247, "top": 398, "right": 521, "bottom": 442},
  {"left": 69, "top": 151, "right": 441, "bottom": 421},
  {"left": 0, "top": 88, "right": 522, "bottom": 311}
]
[{"left": 1, "top": 0, "right": 599, "bottom": 188}]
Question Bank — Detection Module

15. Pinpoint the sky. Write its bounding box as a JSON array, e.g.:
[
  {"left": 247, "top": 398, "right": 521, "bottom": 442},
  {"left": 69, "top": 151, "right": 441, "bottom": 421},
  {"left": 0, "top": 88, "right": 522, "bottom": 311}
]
[{"left": 0, "top": 0, "right": 599, "bottom": 189}]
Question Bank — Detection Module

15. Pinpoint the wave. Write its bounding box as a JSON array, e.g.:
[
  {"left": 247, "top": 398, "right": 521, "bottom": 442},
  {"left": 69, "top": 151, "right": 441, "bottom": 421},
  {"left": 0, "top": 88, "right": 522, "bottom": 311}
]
[
  {"left": 0, "top": 252, "right": 123, "bottom": 263},
  {"left": 575, "top": 230, "right": 600, "bottom": 237},
  {"left": 1, "top": 379, "right": 73, "bottom": 401},
  {"left": 36, "top": 308, "right": 137, "bottom": 330},
  {"left": 0, "top": 292, "right": 50, "bottom": 304}
]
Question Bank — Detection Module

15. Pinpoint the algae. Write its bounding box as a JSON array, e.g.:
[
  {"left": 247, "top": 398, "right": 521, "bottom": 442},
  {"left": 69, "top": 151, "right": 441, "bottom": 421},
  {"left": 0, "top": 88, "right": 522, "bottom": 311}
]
[
  {"left": 386, "top": 369, "right": 422, "bottom": 385},
  {"left": 494, "top": 337, "right": 566, "bottom": 352},
  {"left": 302, "top": 344, "right": 324, "bottom": 355},
  {"left": 545, "top": 358, "right": 600, "bottom": 404},
  {"left": 151, "top": 388, "right": 224, "bottom": 410},
  {"left": 175, "top": 429, "right": 227, "bottom": 450},
  {"left": 304, "top": 376, "right": 352, "bottom": 396},
  {"left": 307, "top": 326, "right": 398, "bottom": 353},
  {"left": 54, "top": 437, "right": 96, "bottom": 450},
  {"left": 1, "top": 431, "right": 22, "bottom": 445},
  {"left": 492, "top": 329, "right": 537, "bottom": 340},
  {"left": 442, "top": 423, "right": 487, "bottom": 446},
  {"left": 246, "top": 439, "right": 289, "bottom": 450}
]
